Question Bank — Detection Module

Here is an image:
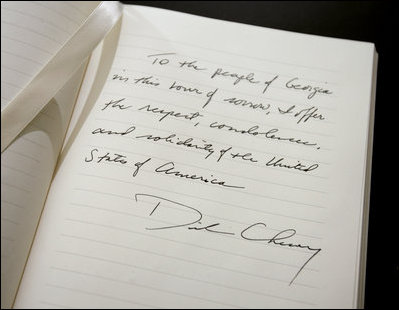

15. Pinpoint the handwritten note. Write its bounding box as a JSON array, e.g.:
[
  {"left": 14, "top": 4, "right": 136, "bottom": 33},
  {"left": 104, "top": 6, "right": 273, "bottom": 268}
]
[{"left": 14, "top": 5, "right": 376, "bottom": 309}]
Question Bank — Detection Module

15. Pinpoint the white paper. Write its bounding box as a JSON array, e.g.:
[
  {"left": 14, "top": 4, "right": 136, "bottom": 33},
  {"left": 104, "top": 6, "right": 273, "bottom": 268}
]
[
  {"left": 0, "top": 1, "right": 98, "bottom": 111},
  {"left": 14, "top": 5, "right": 375, "bottom": 308},
  {"left": 1, "top": 63, "right": 88, "bottom": 309}
]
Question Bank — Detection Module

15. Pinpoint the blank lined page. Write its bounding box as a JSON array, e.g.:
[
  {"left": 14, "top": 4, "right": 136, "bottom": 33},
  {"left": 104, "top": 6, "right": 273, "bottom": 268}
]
[
  {"left": 0, "top": 1, "right": 98, "bottom": 111},
  {"left": 15, "top": 5, "right": 375, "bottom": 308},
  {"left": 1, "top": 63, "right": 88, "bottom": 309}
]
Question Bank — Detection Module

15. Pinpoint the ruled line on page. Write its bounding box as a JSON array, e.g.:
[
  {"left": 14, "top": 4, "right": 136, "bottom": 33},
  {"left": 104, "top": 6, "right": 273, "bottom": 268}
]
[
  {"left": 67, "top": 1, "right": 94, "bottom": 16},
  {"left": 94, "top": 105, "right": 335, "bottom": 154},
  {"left": 65, "top": 205, "right": 323, "bottom": 258},
  {"left": 1, "top": 34, "right": 54, "bottom": 56},
  {"left": 65, "top": 203, "right": 323, "bottom": 260},
  {"left": 107, "top": 61, "right": 338, "bottom": 115},
  {"left": 30, "top": 2, "right": 81, "bottom": 26},
  {"left": 100, "top": 90, "right": 336, "bottom": 141},
  {"left": 1, "top": 163, "right": 37, "bottom": 179},
  {"left": 1, "top": 1, "right": 97, "bottom": 111},
  {"left": 114, "top": 44, "right": 339, "bottom": 86},
  {"left": 105, "top": 78, "right": 336, "bottom": 131},
  {"left": 128, "top": 106, "right": 335, "bottom": 140},
  {"left": 1, "top": 20, "right": 64, "bottom": 45},
  {"left": 5, "top": 149, "right": 41, "bottom": 164},
  {"left": 88, "top": 124, "right": 331, "bottom": 180},
  {"left": 1, "top": 81, "right": 23, "bottom": 90},
  {"left": 84, "top": 143, "right": 328, "bottom": 194},
  {"left": 54, "top": 250, "right": 316, "bottom": 306},
  {"left": 112, "top": 52, "right": 338, "bottom": 102},
  {"left": 68, "top": 201, "right": 322, "bottom": 240},
  {"left": 50, "top": 265, "right": 249, "bottom": 308},
  {"left": 1, "top": 181, "right": 31, "bottom": 194},
  {"left": 77, "top": 171, "right": 325, "bottom": 210},
  {"left": 103, "top": 86, "right": 334, "bottom": 137},
  {"left": 92, "top": 115, "right": 332, "bottom": 168},
  {"left": 21, "top": 137, "right": 47, "bottom": 150},
  {"left": 1, "top": 200, "right": 25, "bottom": 210},
  {"left": 121, "top": 33, "right": 339, "bottom": 74},
  {"left": 1, "top": 50, "right": 45, "bottom": 67},
  {"left": 1, "top": 236, "right": 15, "bottom": 242},
  {"left": 73, "top": 183, "right": 326, "bottom": 224},
  {"left": 109, "top": 64, "right": 338, "bottom": 114},
  {"left": 73, "top": 184, "right": 326, "bottom": 224},
  {"left": 62, "top": 1, "right": 100, "bottom": 19},
  {"left": 1, "top": 64, "right": 35, "bottom": 78},
  {"left": 1, "top": 217, "right": 20, "bottom": 226},
  {"left": 44, "top": 283, "right": 156, "bottom": 309},
  {"left": 1, "top": 6, "right": 73, "bottom": 36}
]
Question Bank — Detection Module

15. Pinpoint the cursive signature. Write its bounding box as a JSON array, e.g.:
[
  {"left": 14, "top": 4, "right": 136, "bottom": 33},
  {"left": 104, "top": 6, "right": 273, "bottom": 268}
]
[{"left": 134, "top": 193, "right": 321, "bottom": 285}]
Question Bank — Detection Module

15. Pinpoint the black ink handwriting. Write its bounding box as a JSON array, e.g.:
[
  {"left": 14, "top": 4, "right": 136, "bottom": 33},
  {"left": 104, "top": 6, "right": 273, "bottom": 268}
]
[
  {"left": 278, "top": 105, "right": 325, "bottom": 124},
  {"left": 210, "top": 68, "right": 260, "bottom": 86},
  {"left": 169, "top": 81, "right": 203, "bottom": 95},
  {"left": 85, "top": 148, "right": 128, "bottom": 165},
  {"left": 134, "top": 194, "right": 321, "bottom": 285},
  {"left": 135, "top": 133, "right": 216, "bottom": 159},
  {"left": 147, "top": 52, "right": 176, "bottom": 66},
  {"left": 178, "top": 60, "right": 207, "bottom": 71},
  {"left": 241, "top": 223, "right": 321, "bottom": 285},
  {"left": 101, "top": 98, "right": 132, "bottom": 111},
  {"left": 155, "top": 161, "right": 245, "bottom": 189},
  {"left": 91, "top": 125, "right": 136, "bottom": 136},
  {"left": 138, "top": 104, "right": 203, "bottom": 122},
  {"left": 262, "top": 75, "right": 279, "bottom": 94},
  {"left": 203, "top": 88, "right": 218, "bottom": 109},
  {"left": 223, "top": 97, "right": 270, "bottom": 114},
  {"left": 230, "top": 152, "right": 259, "bottom": 163},
  {"left": 285, "top": 77, "right": 332, "bottom": 99},
  {"left": 133, "top": 76, "right": 160, "bottom": 86},
  {"left": 112, "top": 71, "right": 129, "bottom": 82},
  {"left": 133, "top": 157, "right": 152, "bottom": 177},
  {"left": 265, "top": 156, "right": 319, "bottom": 172},
  {"left": 209, "top": 121, "right": 319, "bottom": 148}
]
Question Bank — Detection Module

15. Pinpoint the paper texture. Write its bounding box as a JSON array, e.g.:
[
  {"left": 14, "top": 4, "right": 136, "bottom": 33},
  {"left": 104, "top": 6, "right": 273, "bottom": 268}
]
[
  {"left": 1, "top": 62, "right": 88, "bottom": 309},
  {"left": 1, "top": 1, "right": 123, "bottom": 152},
  {"left": 1, "top": 1, "right": 98, "bottom": 111},
  {"left": 11, "top": 5, "right": 375, "bottom": 308}
]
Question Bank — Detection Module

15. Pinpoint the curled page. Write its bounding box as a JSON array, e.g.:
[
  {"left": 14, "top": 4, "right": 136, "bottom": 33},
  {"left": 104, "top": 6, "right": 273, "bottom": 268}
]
[
  {"left": 1, "top": 1, "right": 100, "bottom": 110},
  {"left": 1, "top": 1, "right": 123, "bottom": 152},
  {"left": 1, "top": 62, "right": 89, "bottom": 309}
]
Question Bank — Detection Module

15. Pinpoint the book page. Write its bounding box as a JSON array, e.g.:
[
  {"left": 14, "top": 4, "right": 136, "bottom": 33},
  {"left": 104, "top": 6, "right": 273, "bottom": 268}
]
[
  {"left": 1, "top": 63, "right": 88, "bottom": 309},
  {"left": 0, "top": 1, "right": 98, "bottom": 111},
  {"left": 14, "top": 5, "right": 376, "bottom": 308}
]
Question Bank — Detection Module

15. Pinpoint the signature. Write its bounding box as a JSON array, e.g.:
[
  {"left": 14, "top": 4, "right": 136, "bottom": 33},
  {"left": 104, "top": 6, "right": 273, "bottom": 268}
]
[{"left": 134, "top": 193, "right": 321, "bottom": 285}]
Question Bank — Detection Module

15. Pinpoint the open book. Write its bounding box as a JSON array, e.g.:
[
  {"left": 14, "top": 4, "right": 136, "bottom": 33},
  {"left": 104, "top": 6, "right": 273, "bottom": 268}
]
[{"left": 1, "top": 1, "right": 377, "bottom": 308}]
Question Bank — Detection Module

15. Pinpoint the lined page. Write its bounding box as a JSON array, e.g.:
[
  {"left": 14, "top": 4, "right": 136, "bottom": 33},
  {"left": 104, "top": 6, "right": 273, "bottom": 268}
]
[
  {"left": 0, "top": 1, "right": 98, "bottom": 110},
  {"left": 1, "top": 63, "right": 88, "bottom": 309},
  {"left": 15, "top": 5, "right": 375, "bottom": 308}
]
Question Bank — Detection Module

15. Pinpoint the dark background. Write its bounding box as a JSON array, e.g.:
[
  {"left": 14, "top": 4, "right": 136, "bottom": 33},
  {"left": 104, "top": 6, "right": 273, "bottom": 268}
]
[{"left": 124, "top": 1, "right": 398, "bottom": 307}]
